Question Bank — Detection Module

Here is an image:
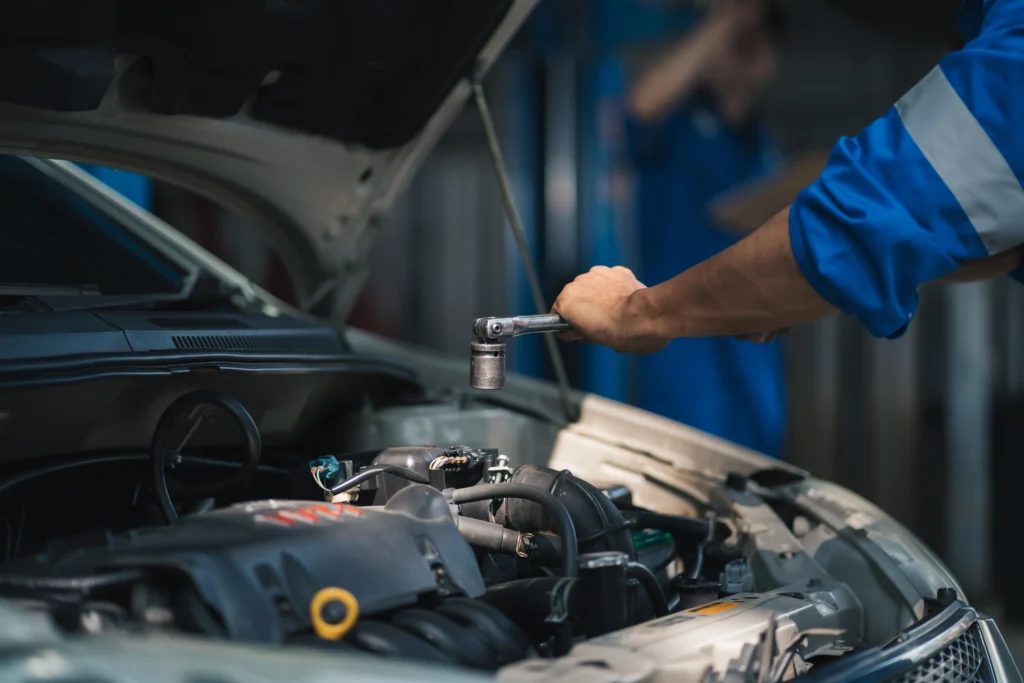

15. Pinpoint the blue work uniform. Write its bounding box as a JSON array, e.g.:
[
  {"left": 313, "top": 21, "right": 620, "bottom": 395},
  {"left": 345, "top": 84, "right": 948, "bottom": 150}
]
[
  {"left": 791, "top": 0, "right": 1024, "bottom": 339},
  {"left": 627, "top": 89, "right": 788, "bottom": 458}
]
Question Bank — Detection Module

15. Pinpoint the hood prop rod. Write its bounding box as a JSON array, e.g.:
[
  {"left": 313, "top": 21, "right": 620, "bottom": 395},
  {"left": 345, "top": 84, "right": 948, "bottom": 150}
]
[{"left": 471, "top": 77, "right": 577, "bottom": 423}]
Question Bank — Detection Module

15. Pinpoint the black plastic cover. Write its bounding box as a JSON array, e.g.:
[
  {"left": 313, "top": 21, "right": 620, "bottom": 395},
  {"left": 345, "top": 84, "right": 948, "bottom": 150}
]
[
  {"left": 0, "top": 307, "right": 423, "bottom": 463},
  {"left": 0, "top": 486, "right": 484, "bottom": 643}
]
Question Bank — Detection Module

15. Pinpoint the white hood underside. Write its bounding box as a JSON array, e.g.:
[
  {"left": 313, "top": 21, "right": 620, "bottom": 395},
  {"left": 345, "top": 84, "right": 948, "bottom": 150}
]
[{"left": 0, "top": 0, "right": 537, "bottom": 319}]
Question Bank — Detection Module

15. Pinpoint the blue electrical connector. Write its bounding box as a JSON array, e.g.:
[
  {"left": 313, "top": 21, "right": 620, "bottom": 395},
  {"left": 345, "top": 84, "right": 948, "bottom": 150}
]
[{"left": 309, "top": 456, "right": 342, "bottom": 488}]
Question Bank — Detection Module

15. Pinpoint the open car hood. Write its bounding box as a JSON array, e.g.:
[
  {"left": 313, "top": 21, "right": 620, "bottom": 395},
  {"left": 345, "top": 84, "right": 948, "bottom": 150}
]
[{"left": 0, "top": 1, "right": 536, "bottom": 317}]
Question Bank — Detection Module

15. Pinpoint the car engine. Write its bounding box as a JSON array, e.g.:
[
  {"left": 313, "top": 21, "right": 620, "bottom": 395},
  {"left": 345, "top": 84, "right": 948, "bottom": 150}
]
[
  {"left": 0, "top": 390, "right": 919, "bottom": 680},
  {"left": 0, "top": 439, "right": 704, "bottom": 671}
]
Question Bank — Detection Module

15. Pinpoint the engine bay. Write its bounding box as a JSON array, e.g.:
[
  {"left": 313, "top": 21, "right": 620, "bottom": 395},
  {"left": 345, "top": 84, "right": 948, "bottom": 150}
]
[
  {"left": 0, "top": 445, "right": 712, "bottom": 669},
  {"left": 0, "top": 386, "right": 963, "bottom": 681}
]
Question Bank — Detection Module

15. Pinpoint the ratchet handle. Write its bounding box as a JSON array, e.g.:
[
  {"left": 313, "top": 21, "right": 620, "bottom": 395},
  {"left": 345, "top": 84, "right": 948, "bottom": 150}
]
[
  {"left": 514, "top": 314, "right": 569, "bottom": 335},
  {"left": 475, "top": 314, "right": 571, "bottom": 341}
]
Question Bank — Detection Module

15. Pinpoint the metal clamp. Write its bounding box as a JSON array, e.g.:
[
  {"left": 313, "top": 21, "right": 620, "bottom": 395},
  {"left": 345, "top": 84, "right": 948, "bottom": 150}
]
[
  {"left": 545, "top": 577, "right": 576, "bottom": 624},
  {"left": 516, "top": 532, "right": 535, "bottom": 559}
]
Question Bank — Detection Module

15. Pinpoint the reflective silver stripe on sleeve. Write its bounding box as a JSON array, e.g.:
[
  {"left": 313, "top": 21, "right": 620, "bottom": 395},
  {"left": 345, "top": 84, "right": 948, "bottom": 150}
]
[{"left": 896, "top": 65, "right": 1024, "bottom": 255}]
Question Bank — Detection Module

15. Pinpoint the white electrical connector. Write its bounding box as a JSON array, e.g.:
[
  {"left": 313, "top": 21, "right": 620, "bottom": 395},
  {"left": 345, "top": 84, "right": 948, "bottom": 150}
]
[{"left": 331, "top": 490, "right": 357, "bottom": 504}]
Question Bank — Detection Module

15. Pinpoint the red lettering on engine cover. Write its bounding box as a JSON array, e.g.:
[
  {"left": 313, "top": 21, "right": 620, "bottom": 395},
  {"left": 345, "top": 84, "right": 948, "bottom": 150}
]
[
  {"left": 314, "top": 505, "right": 342, "bottom": 518},
  {"left": 281, "top": 509, "right": 323, "bottom": 524},
  {"left": 253, "top": 512, "right": 298, "bottom": 527},
  {"left": 253, "top": 503, "right": 363, "bottom": 528}
]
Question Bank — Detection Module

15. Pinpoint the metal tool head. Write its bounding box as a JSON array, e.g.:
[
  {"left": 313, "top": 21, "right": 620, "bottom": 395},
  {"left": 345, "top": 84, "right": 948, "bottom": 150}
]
[
  {"left": 474, "top": 317, "right": 512, "bottom": 342},
  {"left": 470, "top": 314, "right": 570, "bottom": 391},
  {"left": 470, "top": 341, "right": 507, "bottom": 390}
]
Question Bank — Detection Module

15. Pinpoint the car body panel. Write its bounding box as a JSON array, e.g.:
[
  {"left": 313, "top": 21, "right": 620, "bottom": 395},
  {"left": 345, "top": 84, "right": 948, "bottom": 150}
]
[{"left": 0, "top": 0, "right": 537, "bottom": 317}]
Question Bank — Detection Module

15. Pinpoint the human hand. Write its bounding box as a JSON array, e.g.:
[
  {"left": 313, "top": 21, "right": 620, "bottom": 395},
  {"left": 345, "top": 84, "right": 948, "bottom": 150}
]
[
  {"left": 692, "top": 0, "right": 768, "bottom": 69},
  {"left": 551, "top": 266, "right": 669, "bottom": 355}
]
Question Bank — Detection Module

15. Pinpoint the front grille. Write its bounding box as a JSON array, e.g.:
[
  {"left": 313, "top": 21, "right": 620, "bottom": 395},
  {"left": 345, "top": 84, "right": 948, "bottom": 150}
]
[{"left": 888, "top": 624, "right": 992, "bottom": 683}]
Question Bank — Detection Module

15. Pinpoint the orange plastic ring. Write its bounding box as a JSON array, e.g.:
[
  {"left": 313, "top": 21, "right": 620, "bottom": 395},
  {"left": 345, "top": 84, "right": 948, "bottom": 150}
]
[{"left": 309, "top": 586, "right": 360, "bottom": 641}]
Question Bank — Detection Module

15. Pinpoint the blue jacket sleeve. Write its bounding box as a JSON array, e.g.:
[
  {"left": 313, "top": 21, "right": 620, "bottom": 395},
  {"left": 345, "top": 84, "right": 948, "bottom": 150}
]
[{"left": 789, "top": 0, "right": 1024, "bottom": 338}]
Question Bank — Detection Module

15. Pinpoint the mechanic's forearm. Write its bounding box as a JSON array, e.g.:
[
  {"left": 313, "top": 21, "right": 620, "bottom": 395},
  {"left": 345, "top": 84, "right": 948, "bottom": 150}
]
[
  {"left": 937, "top": 248, "right": 1021, "bottom": 283},
  {"left": 628, "top": 17, "right": 732, "bottom": 122},
  {"left": 627, "top": 208, "right": 1023, "bottom": 340},
  {"left": 628, "top": 208, "right": 836, "bottom": 338}
]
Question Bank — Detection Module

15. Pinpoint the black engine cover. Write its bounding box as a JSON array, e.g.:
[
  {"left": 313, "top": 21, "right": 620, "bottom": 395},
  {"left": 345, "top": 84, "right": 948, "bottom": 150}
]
[{"left": 0, "top": 485, "right": 485, "bottom": 643}]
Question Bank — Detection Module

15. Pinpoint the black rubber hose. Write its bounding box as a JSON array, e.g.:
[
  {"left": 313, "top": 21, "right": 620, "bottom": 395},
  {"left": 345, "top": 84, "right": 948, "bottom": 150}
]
[
  {"left": 455, "top": 516, "right": 522, "bottom": 556},
  {"left": 448, "top": 484, "right": 578, "bottom": 578},
  {"left": 480, "top": 578, "right": 575, "bottom": 616},
  {"left": 150, "top": 390, "right": 262, "bottom": 525},
  {"left": 330, "top": 465, "right": 429, "bottom": 495},
  {"left": 0, "top": 454, "right": 287, "bottom": 501},
  {"left": 0, "top": 455, "right": 142, "bottom": 499},
  {"left": 626, "top": 509, "right": 726, "bottom": 541},
  {"left": 626, "top": 562, "right": 670, "bottom": 617},
  {"left": 500, "top": 466, "right": 634, "bottom": 558},
  {"left": 690, "top": 540, "right": 706, "bottom": 580}
]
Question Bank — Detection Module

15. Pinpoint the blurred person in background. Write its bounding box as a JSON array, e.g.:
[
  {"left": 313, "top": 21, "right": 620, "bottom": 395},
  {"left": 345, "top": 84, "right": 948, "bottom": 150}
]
[
  {"left": 554, "top": 2, "right": 1024, "bottom": 406},
  {"left": 625, "top": 0, "right": 787, "bottom": 457}
]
